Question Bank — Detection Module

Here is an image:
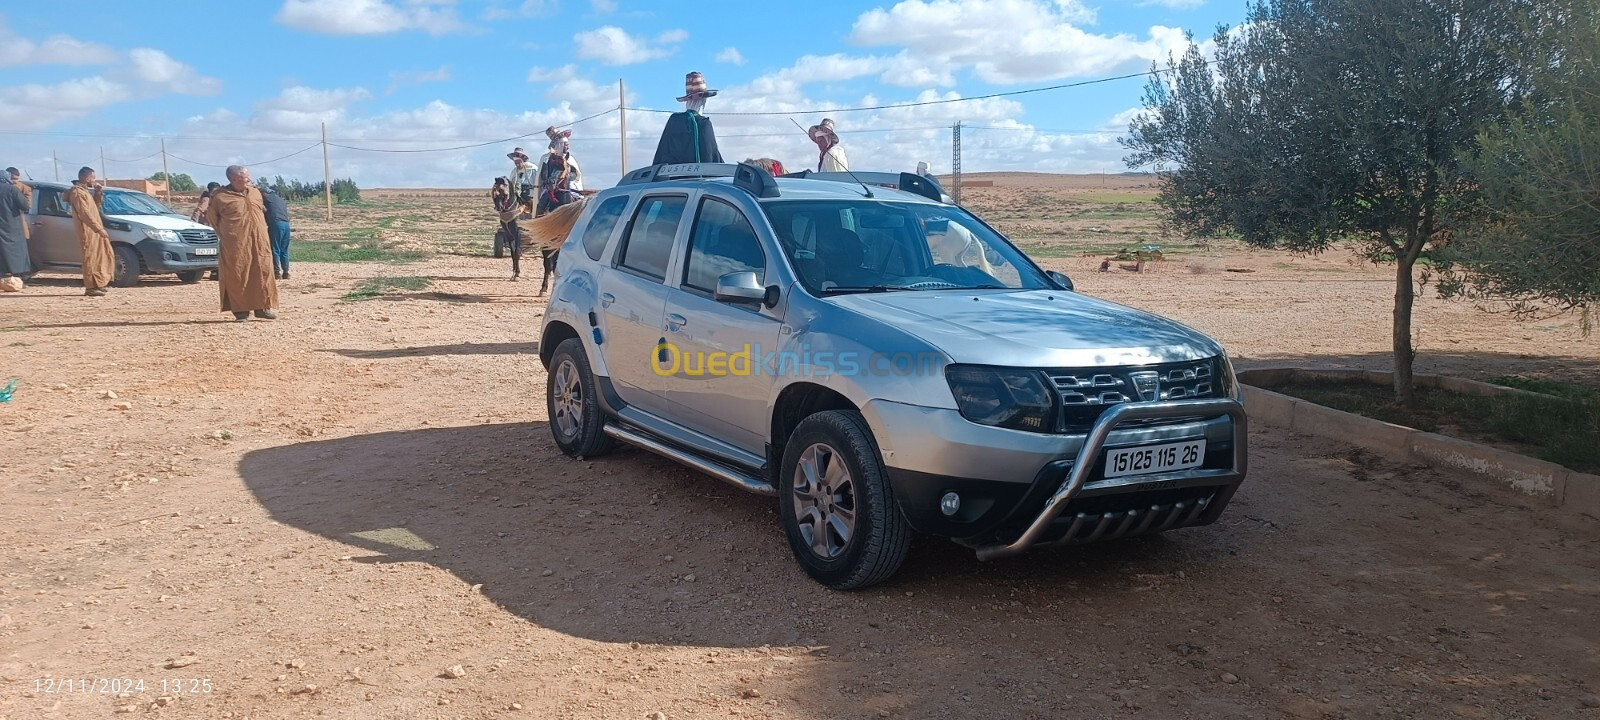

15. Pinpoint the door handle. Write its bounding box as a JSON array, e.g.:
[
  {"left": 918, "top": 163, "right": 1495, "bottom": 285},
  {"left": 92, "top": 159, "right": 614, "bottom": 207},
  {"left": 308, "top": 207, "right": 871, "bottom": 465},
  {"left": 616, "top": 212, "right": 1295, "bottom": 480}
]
[
  {"left": 666, "top": 313, "right": 688, "bottom": 331},
  {"left": 600, "top": 292, "right": 615, "bottom": 307}
]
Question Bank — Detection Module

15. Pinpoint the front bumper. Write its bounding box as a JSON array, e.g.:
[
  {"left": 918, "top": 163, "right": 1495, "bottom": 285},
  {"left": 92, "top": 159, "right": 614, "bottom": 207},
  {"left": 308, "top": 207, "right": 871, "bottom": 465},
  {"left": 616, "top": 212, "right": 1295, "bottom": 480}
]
[
  {"left": 138, "top": 241, "right": 219, "bottom": 272},
  {"left": 866, "top": 398, "right": 1248, "bottom": 558}
]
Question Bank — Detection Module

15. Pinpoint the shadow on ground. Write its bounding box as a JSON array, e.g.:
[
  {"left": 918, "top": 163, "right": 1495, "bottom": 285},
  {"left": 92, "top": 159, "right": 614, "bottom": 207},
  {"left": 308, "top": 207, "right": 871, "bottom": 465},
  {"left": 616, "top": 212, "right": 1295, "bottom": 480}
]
[
  {"left": 323, "top": 341, "right": 540, "bottom": 359},
  {"left": 237, "top": 422, "right": 1600, "bottom": 717}
]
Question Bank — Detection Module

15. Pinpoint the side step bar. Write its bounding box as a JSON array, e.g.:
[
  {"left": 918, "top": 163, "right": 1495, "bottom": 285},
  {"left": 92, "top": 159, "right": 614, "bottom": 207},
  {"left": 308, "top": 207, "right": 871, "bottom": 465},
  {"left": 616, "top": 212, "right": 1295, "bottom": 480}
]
[{"left": 603, "top": 423, "right": 777, "bottom": 496}]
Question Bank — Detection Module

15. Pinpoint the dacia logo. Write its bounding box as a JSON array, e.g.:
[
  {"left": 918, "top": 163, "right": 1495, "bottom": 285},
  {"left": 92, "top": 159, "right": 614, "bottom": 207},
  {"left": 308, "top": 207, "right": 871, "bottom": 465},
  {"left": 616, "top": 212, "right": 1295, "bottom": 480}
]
[{"left": 1129, "top": 371, "right": 1161, "bottom": 401}]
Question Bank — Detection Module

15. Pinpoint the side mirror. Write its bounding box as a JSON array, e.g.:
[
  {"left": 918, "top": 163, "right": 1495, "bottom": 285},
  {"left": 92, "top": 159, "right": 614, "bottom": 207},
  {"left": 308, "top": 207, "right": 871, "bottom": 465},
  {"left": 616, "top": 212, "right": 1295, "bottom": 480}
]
[
  {"left": 714, "top": 271, "right": 766, "bottom": 304},
  {"left": 1046, "top": 270, "right": 1075, "bottom": 292}
]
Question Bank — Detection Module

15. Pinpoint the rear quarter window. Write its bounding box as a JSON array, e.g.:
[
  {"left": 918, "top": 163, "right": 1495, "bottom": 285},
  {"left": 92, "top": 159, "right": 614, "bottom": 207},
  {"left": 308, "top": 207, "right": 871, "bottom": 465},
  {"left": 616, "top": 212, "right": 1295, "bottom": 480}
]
[{"left": 581, "top": 195, "right": 631, "bottom": 262}]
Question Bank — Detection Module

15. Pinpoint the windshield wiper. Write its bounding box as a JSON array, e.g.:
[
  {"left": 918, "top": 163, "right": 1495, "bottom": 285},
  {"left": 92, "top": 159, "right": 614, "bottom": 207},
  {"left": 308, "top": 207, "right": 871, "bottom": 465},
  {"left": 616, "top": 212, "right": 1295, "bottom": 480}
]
[{"left": 818, "top": 285, "right": 907, "bottom": 296}]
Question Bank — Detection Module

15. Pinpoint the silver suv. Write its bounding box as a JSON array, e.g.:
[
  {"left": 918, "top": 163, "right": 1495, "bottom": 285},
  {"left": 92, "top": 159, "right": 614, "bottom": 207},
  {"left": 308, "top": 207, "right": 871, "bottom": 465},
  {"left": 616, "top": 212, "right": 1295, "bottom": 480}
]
[
  {"left": 539, "top": 163, "right": 1247, "bottom": 589},
  {"left": 26, "top": 182, "right": 219, "bottom": 286}
]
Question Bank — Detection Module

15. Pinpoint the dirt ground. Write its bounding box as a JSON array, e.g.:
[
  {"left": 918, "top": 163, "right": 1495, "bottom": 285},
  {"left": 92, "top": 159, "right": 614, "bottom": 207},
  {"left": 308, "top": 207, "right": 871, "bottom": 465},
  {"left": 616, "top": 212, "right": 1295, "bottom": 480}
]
[{"left": 2, "top": 174, "right": 1598, "bottom": 720}]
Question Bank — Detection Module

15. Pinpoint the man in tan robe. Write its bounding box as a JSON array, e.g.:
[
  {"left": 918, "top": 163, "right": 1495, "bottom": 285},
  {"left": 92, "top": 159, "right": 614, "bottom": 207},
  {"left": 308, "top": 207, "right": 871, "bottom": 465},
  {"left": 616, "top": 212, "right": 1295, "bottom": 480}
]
[
  {"left": 206, "top": 165, "right": 278, "bottom": 321},
  {"left": 67, "top": 167, "right": 114, "bottom": 296}
]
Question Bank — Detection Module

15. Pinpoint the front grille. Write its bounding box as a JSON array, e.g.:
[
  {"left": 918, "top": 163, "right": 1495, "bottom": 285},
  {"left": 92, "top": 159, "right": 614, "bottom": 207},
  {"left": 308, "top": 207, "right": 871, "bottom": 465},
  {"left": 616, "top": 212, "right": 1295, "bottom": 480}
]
[
  {"left": 179, "top": 229, "right": 217, "bottom": 244},
  {"left": 1045, "top": 358, "right": 1224, "bottom": 431},
  {"left": 1042, "top": 486, "right": 1219, "bottom": 545}
]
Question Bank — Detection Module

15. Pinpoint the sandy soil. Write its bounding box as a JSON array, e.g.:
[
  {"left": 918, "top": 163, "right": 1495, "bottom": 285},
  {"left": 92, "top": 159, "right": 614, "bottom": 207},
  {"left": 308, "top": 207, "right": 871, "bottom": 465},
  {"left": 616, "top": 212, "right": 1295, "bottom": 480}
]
[{"left": 2, "top": 174, "right": 1598, "bottom": 720}]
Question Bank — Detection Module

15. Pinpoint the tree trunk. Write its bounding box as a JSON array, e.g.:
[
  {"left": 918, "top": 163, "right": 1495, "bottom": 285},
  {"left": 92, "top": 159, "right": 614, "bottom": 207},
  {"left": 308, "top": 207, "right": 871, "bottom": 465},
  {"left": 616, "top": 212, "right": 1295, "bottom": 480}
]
[
  {"left": 1392, "top": 255, "right": 1417, "bottom": 405},
  {"left": 1391, "top": 225, "right": 1432, "bottom": 405}
]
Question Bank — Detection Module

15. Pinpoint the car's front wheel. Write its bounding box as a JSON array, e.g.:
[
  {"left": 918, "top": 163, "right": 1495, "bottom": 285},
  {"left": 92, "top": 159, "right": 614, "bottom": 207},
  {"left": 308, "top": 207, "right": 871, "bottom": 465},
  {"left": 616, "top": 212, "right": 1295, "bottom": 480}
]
[
  {"left": 112, "top": 245, "right": 141, "bottom": 287},
  {"left": 779, "top": 410, "right": 911, "bottom": 590},
  {"left": 547, "top": 337, "right": 614, "bottom": 458},
  {"left": 176, "top": 270, "right": 204, "bottom": 284}
]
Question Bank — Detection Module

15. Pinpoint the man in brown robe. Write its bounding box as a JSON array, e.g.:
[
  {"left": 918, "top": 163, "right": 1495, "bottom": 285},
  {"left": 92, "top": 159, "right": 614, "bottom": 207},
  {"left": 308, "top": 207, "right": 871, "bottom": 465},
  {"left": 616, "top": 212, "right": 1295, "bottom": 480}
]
[
  {"left": 67, "top": 167, "right": 114, "bottom": 296},
  {"left": 6, "top": 168, "right": 30, "bottom": 240},
  {"left": 206, "top": 165, "right": 279, "bottom": 322}
]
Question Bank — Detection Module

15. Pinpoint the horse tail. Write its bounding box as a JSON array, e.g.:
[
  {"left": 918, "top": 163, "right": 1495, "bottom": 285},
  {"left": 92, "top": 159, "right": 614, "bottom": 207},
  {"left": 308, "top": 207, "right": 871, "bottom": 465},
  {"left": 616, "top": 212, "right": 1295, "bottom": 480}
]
[{"left": 521, "top": 197, "right": 589, "bottom": 252}]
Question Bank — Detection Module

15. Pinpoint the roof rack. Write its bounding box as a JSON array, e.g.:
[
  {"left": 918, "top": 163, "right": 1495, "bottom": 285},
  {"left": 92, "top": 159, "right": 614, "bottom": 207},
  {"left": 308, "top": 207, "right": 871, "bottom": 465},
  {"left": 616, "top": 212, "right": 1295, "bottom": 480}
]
[{"left": 617, "top": 162, "right": 778, "bottom": 198}]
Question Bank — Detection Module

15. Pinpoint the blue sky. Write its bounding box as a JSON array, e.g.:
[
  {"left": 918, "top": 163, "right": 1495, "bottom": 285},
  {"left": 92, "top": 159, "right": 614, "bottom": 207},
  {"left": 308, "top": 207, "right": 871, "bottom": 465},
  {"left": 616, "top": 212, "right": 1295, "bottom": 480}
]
[{"left": 0, "top": 0, "right": 1243, "bottom": 189}]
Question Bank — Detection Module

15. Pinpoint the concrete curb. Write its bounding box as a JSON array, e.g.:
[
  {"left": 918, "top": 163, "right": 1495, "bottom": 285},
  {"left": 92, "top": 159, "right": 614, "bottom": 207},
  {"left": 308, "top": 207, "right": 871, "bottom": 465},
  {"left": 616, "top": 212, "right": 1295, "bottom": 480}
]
[{"left": 1238, "top": 368, "right": 1597, "bottom": 520}]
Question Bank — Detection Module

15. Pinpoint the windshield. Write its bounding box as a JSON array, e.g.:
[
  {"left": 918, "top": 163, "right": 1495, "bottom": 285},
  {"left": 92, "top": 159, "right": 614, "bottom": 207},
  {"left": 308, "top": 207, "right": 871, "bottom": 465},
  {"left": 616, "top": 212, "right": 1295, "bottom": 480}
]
[
  {"left": 101, "top": 191, "right": 175, "bottom": 216},
  {"left": 761, "top": 200, "right": 1050, "bottom": 295}
]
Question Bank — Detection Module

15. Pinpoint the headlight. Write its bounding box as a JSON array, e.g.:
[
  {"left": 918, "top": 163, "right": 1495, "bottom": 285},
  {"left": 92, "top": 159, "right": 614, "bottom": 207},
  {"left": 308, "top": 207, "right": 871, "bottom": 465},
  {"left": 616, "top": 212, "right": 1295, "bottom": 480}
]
[
  {"left": 945, "top": 365, "right": 1057, "bottom": 432},
  {"left": 1218, "top": 355, "right": 1240, "bottom": 399},
  {"left": 143, "top": 229, "right": 180, "bottom": 242}
]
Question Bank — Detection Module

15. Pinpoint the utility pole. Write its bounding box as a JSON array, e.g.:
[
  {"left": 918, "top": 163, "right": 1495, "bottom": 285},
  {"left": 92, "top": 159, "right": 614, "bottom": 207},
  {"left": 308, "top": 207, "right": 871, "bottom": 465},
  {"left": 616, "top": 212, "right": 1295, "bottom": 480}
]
[
  {"left": 619, "top": 78, "right": 628, "bottom": 173},
  {"left": 951, "top": 121, "right": 963, "bottom": 205},
  {"left": 53, "top": 151, "right": 60, "bottom": 182},
  {"left": 99, "top": 147, "right": 106, "bottom": 180},
  {"left": 322, "top": 122, "right": 333, "bottom": 221},
  {"left": 160, "top": 138, "right": 171, "bottom": 204}
]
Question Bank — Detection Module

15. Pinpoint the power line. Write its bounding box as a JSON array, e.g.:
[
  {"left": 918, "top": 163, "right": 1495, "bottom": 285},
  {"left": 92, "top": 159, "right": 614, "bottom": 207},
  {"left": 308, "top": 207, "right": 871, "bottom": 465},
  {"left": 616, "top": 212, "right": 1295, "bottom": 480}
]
[
  {"left": 103, "top": 150, "right": 164, "bottom": 163},
  {"left": 622, "top": 65, "right": 1188, "bottom": 117},
  {"left": 167, "top": 142, "right": 322, "bottom": 169},
  {"left": 326, "top": 107, "right": 617, "bottom": 154}
]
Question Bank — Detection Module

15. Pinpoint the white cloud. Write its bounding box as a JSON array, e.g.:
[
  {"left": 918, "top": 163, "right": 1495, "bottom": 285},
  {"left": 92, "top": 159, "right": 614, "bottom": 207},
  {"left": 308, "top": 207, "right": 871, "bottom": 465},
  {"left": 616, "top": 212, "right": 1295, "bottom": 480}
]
[
  {"left": 850, "top": 0, "right": 1189, "bottom": 84},
  {"left": 1138, "top": 0, "right": 1205, "bottom": 8},
  {"left": 275, "top": 0, "right": 465, "bottom": 36},
  {"left": 590, "top": 0, "right": 618, "bottom": 11},
  {"left": 716, "top": 47, "right": 746, "bottom": 66},
  {"left": 0, "top": 77, "right": 132, "bottom": 131},
  {"left": 123, "top": 49, "right": 223, "bottom": 96},
  {"left": 0, "top": 32, "right": 219, "bottom": 131},
  {"left": 248, "top": 85, "right": 373, "bottom": 133},
  {"left": 0, "top": 19, "right": 120, "bottom": 67},
  {"left": 573, "top": 26, "right": 684, "bottom": 65},
  {"left": 388, "top": 65, "right": 452, "bottom": 93}
]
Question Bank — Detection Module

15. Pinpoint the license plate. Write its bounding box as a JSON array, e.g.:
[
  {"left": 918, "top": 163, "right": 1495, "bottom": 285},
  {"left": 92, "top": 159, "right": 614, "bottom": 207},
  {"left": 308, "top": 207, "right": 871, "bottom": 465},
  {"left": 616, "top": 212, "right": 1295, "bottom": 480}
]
[
  {"left": 1105, "top": 439, "right": 1206, "bottom": 479},
  {"left": 193, "top": 247, "right": 217, "bottom": 256}
]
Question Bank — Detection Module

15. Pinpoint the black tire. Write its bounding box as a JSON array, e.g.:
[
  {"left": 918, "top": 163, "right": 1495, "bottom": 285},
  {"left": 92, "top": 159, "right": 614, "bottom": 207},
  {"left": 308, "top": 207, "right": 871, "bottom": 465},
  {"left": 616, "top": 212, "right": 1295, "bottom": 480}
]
[
  {"left": 778, "top": 410, "right": 912, "bottom": 590},
  {"left": 493, "top": 228, "right": 506, "bottom": 259},
  {"left": 176, "top": 270, "right": 204, "bottom": 284},
  {"left": 546, "top": 338, "right": 615, "bottom": 458},
  {"left": 112, "top": 245, "right": 141, "bottom": 287}
]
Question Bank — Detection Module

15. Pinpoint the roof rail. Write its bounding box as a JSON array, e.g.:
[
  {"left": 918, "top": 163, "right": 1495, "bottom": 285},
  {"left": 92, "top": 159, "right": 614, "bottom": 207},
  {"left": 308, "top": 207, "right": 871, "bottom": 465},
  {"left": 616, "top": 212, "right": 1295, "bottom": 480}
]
[
  {"left": 616, "top": 162, "right": 778, "bottom": 198},
  {"left": 781, "top": 170, "right": 948, "bottom": 203}
]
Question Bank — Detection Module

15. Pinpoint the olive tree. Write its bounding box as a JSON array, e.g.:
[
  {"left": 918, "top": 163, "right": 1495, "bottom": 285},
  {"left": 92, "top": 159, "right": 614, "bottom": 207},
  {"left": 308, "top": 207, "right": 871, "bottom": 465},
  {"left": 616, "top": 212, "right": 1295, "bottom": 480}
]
[
  {"left": 1124, "top": 0, "right": 1534, "bottom": 403},
  {"left": 1438, "top": 1, "right": 1600, "bottom": 330}
]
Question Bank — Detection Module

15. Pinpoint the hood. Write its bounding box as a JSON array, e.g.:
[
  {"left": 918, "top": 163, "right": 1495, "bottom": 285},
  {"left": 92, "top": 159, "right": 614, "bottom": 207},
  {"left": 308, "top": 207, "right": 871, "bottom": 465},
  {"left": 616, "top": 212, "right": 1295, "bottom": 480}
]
[
  {"left": 825, "top": 289, "right": 1223, "bottom": 367},
  {"left": 105, "top": 213, "right": 209, "bottom": 231}
]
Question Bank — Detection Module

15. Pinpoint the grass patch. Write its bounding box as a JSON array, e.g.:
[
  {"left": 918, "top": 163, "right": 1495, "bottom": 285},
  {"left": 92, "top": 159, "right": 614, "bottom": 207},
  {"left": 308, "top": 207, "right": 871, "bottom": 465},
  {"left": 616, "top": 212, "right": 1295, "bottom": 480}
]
[
  {"left": 1274, "top": 379, "right": 1600, "bottom": 473},
  {"left": 1077, "top": 192, "right": 1157, "bottom": 204},
  {"left": 341, "top": 276, "right": 432, "bottom": 302},
  {"left": 290, "top": 240, "right": 426, "bottom": 264}
]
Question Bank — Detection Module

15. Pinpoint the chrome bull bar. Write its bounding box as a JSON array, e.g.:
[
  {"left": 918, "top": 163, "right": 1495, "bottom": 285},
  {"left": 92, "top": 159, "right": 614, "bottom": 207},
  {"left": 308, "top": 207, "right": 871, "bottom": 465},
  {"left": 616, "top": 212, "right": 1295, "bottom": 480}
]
[{"left": 974, "top": 398, "right": 1249, "bottom": 561}]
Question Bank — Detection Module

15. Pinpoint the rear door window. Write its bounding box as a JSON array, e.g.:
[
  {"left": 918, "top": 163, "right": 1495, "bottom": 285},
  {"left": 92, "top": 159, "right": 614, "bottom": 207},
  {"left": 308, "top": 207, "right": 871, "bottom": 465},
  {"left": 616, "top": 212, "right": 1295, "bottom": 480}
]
[
  {"left": 616, "top": 195, "right": 687, "bottom": 281},
  {"left": 37, "top": 188, "right": 70, "bottom": 217}
]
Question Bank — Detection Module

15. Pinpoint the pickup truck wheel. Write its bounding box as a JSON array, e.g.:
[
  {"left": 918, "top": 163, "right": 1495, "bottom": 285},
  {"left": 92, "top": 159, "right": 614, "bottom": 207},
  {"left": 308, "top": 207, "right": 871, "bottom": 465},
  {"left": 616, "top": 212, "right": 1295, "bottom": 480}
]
[
  {"left": 547, "top": 337, "right": 614, "bottom": 458},
  {"left": 779, "top": 410, "right": 911, "bottom": 590},
  {"left": 176, "top": 270, "right": 204, "bottom": 284},
  {"left": 112, "top": 245, "right": 141, "bottom": 287}
]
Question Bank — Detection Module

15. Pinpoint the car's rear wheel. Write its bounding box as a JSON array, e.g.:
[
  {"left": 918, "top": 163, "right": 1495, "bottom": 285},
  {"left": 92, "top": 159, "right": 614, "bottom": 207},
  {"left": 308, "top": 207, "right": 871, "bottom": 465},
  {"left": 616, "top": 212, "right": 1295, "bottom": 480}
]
[
  {"left": 112, "top": 245, "right": 141, "bottom": 287},
  {"left": 779, "top": 410, "right": 911, "bottom": 590},
  {"left": 547, "top": 337, "right": 614, "bottom": 458},
  {"left": 176, "top": 270, "right": 204, "bottom": 284}
]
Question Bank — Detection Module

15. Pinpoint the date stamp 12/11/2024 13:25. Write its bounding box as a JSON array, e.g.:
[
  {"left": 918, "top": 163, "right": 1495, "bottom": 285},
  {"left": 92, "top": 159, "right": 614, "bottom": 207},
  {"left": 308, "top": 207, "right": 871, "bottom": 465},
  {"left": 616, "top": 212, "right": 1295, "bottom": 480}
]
[{"left": 33, "top": 677, "right": 213, "bottom": 696}]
